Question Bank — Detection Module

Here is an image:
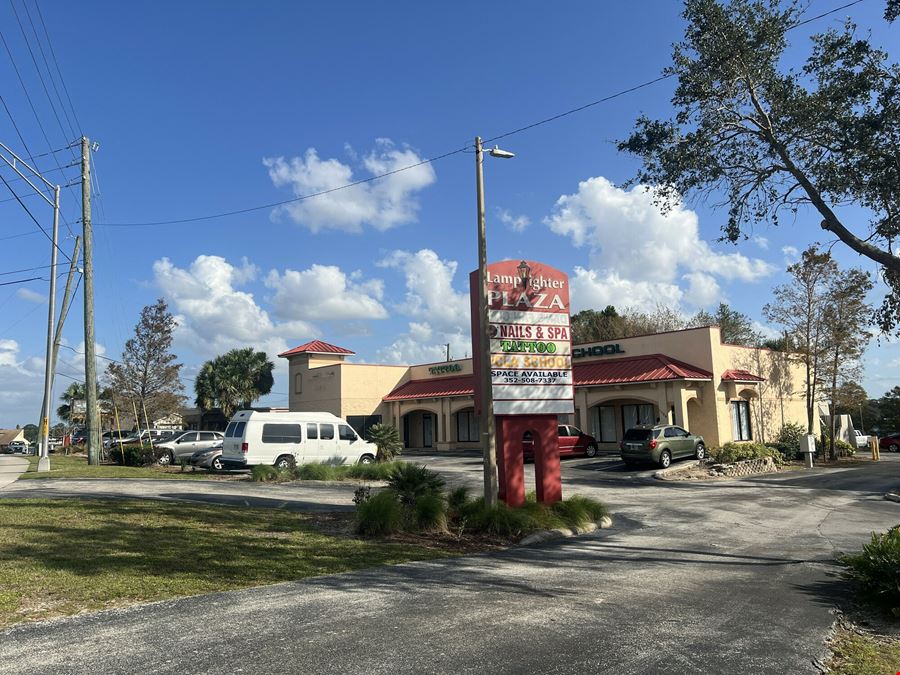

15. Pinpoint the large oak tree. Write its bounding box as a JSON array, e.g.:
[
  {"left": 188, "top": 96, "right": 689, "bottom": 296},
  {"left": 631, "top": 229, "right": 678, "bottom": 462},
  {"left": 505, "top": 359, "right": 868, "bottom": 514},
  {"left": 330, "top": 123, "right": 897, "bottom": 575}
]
[{"left": 619, "top": 0, "right": 900, "bottom": 332}]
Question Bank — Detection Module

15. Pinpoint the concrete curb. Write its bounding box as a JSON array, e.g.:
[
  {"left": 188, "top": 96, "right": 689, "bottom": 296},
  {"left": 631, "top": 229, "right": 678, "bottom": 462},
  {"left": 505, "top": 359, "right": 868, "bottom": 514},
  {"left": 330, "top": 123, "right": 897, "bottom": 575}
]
[
  {"left": 885, "top": 492, "right": 900, "bottom": 503},
  {"left": 653, "top": 460, "right": 700, "bottom": 480},
  {"left": 519, "top": 515, "right": 613, "bottom": 546}
]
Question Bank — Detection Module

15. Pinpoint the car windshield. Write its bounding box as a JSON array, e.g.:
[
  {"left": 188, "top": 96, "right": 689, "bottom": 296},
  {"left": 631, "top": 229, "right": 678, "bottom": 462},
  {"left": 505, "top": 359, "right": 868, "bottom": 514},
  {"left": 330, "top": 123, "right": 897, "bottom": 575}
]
[{"left": 623, "top": 428, "right": 653, "bottom": 441}]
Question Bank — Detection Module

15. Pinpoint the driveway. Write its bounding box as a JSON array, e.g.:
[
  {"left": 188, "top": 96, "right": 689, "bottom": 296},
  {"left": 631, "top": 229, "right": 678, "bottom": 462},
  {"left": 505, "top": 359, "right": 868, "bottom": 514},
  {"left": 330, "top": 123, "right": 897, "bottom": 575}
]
[
  {"left": 0, "top": 455, "right": 28, "bottom": 489},
  {"left": 1, "top": 454, "right": 897, "bottom": 673}
]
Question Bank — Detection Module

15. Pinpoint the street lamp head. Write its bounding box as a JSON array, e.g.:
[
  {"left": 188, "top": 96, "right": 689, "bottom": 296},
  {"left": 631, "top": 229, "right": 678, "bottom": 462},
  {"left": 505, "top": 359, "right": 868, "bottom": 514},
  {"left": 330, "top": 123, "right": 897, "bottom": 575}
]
[
  {"left": 517, "top": 260, "right": 531, "bottom": 286},
  {"left": 488, "top": 145, "right": 515, "bottom": 159}
]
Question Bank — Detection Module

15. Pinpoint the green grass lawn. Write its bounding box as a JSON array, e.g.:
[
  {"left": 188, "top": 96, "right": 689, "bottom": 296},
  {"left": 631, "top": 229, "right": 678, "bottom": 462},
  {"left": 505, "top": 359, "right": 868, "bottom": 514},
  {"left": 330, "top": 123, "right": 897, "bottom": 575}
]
[
  {"left": 827, "top": 626, "right": 900, "bottom": 674},
  {"left": 19, "top": 454, "right": 227, "bottom": 480},
  {"left": 0, "top": 498, "right": 447, "bottom": 628}
]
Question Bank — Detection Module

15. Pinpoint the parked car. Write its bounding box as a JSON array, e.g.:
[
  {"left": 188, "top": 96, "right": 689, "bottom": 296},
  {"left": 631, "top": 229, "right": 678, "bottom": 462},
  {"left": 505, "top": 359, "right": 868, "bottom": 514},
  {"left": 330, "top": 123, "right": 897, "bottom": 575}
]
[
  {"left": 619, "top": 425, "right": 706, "bottom": 468},
  {"left": 523, "top": 425, "right": 600, "bottom": 459},
  {"left": 853, "top": 430, "right": 870, "bottom": 449},
  {"left": 7, "top": 441, "right": 28, "bottom": 454},
  {"left": 221, "top": 411, "right": 376, "bottom": 469},
  {"left": 155, "top": 431, "right": 224, "bottom": 465},
  {"left": 190, "top": 445, "right": 225, "bottom": 471},
  {"left": 879, "top": 433, "right": 900, "bottom": 452}
]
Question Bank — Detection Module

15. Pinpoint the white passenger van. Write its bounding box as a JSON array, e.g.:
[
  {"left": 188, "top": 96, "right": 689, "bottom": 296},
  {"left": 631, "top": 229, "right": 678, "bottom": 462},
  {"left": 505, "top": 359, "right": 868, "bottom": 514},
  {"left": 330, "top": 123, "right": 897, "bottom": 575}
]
[{"left": 220, "top": 410, "right": 377, "bottom": 470}]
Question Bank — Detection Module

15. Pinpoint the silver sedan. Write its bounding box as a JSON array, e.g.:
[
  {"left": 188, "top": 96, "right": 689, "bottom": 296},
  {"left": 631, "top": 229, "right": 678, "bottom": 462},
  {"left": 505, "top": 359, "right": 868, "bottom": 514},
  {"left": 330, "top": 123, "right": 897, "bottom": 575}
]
[{"left": 190, "top": 445, "right": 225, "bottom": 471}]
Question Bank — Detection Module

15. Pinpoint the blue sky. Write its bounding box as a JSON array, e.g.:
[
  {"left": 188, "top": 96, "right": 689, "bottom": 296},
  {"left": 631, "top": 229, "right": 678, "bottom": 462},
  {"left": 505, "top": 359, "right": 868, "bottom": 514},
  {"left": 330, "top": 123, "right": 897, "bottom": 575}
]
[{"left": 0, "top": 0, "right": 896, "bottom": 428}]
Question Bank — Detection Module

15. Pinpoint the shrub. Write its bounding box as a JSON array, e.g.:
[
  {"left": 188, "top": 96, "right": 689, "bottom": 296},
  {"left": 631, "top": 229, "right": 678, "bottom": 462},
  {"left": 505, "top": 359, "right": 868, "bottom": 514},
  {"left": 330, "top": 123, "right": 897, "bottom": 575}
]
[
  {"left": 413, "top": 493, "right": 448, "bottom": 532},
  {"left": 386, "top": 463, "right": 445, "bottom": 506},
  {"left": 840, "top": 525, "right": 900, "bottom": 617},
  {"left": 516, "top": 501, "right": 567, "bottom": 530},
  {"left": 343, "top": 460, "right": 402, "bottom": 481},
  {"left": 251, "top": 465, "right": 280, "bottom": 482},
  {"left": 352, "top": 485, "right": 371, "bottom": 505},
  {"left": 446, "top": 486, "right": 471, "bottom": 515},
  {"left": 366, "top": 423, "right": 403, "bottom": 462},
  {"left": 113, "top": 444, "right": 158, "bottom": 467},
  {"left": 294, "top": 463, "right": 338, "bottom": 481},
  {"left": 555, "top": 495, "right": 609, "bottom": 524},
  {"left": 712, "top": 441, "right": 784, "bottom": 466},
  {"left": 356, "top": 490, "right": 403, "bottom": 536},
  {"left": 775, "top": 422, "right": 806, "bottom": 459},
  {"left": 834, "top": 439, "right": 856, "bottom": 457},
  {"left": 461, "top": 499, "right": 534, "bottom": 537}
]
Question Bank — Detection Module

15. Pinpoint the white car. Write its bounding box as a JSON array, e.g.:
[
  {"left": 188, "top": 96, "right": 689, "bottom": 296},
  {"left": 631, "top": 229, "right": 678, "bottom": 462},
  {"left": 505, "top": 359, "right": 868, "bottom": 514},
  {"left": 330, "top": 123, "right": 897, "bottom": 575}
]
[
  {"left": 854, "top": 430, "right": 870, "bottom": 449},
  {"left": 221, "top": 411, "right": 377, "bottom": 470}
]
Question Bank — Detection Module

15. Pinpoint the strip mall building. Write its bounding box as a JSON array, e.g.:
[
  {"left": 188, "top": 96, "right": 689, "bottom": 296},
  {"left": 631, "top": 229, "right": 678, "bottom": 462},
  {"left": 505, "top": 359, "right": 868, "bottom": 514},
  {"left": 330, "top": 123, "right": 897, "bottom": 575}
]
[{"left": 279, "top": 327, "right": 816, "bottom": 452}]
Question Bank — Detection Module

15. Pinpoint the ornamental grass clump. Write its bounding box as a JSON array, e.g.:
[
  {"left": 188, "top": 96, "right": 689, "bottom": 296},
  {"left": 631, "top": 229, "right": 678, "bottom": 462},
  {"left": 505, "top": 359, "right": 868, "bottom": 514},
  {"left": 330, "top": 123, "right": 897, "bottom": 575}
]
[
  {"left": 355, "top": 490, "right": 403, "bottom": 536},
  {"left": 251, "top": 465, "right": 280, "bottom": 482},
  {"left": 840, "top": 525, "right": 900, "bottom": 617}
]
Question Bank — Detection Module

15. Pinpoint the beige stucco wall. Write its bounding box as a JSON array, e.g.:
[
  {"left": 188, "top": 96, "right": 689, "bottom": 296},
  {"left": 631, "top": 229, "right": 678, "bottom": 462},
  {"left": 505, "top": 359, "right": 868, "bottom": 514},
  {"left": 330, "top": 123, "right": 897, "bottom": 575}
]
[{"left": 283, "top": 326, "right": 817, "bottom": 450}]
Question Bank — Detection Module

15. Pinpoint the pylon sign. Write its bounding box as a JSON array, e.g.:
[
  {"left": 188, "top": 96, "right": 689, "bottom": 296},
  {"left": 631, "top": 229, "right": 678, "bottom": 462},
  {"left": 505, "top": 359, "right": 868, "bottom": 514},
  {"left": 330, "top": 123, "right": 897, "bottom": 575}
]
[{"left": 482, "top": 260, "right": 574, "bottom": 416}]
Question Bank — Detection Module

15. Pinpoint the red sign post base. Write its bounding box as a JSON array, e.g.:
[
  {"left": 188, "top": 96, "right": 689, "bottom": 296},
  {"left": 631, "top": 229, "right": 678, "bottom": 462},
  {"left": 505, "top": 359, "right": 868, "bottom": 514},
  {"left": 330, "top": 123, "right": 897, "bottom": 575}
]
[{"left": 496, "top": 415, "right": 562, "bottom": 507}]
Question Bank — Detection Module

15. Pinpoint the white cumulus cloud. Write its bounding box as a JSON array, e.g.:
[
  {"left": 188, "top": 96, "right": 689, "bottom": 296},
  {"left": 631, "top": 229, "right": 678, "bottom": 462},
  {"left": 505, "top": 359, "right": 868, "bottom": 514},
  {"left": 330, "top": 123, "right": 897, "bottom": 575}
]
[
  {"left": 496, "top": 208, "right": 530, "bottom": 232},
  {"left": 264, "top": 138, "right": 436, "bottom": 233},
  {"left": 545, "top": 177, "right": 774, "bottom": 311},
  {"left": 16, "top": 288, "right": 45, "bottom": 304},
  {"left": 376, "top": 249, "right": 471, "bottom": 363},
  {"left": 264, "top": 264, "right": 387, "bottom": 322},
  {"left": 153, "top": 255, "right": 312, "bottom": 361}
]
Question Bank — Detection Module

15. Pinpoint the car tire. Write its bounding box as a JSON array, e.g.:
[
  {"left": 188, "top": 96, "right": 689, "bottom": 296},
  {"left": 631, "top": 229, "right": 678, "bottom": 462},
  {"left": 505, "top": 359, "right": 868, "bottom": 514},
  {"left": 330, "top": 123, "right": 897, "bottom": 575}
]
[
  {"left": 658, "top": 450, "right": 671, "bottom": 469},
  {"left": 584, "top": 444, "right": 598, "bottom": 458},
  {"left": 696, "top": 443, "right": 706, "bottom": 460},
  {"left": 211, "top": 457, "right": 224, "bottom": 471},
  {"left": 274, "top": 455, "right": 296, "bottom": 470},
  {"left": 358, "top": 454, "right": 375, "bottom": 465},
  {"left": 157, "top": 451, "right": 172, "bottom": 466},
  {"left": 890, "top": 444, "right": 898, "bottom": 453}
]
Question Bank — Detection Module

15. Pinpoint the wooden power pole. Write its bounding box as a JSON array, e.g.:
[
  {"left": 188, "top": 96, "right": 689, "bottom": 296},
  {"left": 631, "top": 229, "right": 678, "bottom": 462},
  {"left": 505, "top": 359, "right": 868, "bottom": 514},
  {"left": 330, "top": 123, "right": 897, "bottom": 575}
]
[{"left": 81, "top": 137, "right": 101, "bottom": 464}]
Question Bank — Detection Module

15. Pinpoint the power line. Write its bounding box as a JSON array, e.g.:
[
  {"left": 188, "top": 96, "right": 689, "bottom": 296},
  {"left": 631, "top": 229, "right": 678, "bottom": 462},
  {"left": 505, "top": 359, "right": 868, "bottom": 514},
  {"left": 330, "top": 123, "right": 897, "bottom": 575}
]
[
  {"left": 9, "top": 0, "right": 75, "bottom": 148},
  {"left": 94, "top": 0, "right": 870, "bottom": 229},
  {"left": 0, "top": 275, "right": 42, "bottom": 286},
  {"left": 0, "top": 262, "right": 53, "bottom": 276},
  {"left": 20, "top": 0, "right": 77, "bottom": 139},
  {"left": 0, "top": 229, "right": 39, "bottom": 241},
  {"left": 0, "top": 171, "right": 72, "bottom": 262},
  {"left": 32, "top": 0, "right": 81, "bottom": 133},
  {"left": 0, "top": 92, "right": 34, "bottom": 161}
]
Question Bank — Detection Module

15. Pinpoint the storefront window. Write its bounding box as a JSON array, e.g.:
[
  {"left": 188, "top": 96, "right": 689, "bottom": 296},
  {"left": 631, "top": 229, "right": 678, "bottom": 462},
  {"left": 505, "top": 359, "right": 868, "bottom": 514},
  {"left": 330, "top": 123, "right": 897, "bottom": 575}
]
[
  {"left": 731, "top": 400, "right": 752, "bottom": 441},
  {"left": 599, "top": 406, "right": 616, "bottom": 443},
  {"left": 457, "top": 410, "right": 479, "bottom": 443},
  {"left": 622, "top": 404, "right": 656, "bottom": 430}
]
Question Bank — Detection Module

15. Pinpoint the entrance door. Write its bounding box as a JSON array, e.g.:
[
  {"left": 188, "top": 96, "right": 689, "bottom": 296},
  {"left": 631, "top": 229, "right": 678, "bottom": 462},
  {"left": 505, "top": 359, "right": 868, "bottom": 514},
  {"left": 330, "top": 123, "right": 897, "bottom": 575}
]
[{"left": 423, "top": 415, "right": 433, "bottom": 448}]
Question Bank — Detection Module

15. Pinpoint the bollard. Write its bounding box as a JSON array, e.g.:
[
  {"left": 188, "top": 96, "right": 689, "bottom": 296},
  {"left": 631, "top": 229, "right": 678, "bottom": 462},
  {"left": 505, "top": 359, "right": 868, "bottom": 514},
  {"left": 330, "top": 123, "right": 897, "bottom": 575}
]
[{"left": 869, "top": 436, "right": 880, "bottom": 461}]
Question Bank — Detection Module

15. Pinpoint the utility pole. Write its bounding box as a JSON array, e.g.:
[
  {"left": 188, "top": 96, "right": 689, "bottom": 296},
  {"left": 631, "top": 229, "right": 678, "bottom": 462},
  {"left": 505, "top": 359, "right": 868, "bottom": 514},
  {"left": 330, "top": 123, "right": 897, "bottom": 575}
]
[
  {"left": 38, "top": 236, "right": 81, "bottom": 433},
  {"left": 81, "top": 136, "right": 101, "bottom": 464},
  {"left": 37, "top": 185, "right": 60, "bottom": 472},
  {"left": 0, "top": 141, "right": 62, "bottom": 471},
  {"left": 445, "top": 343, "right": 451, "bottom": 362}
]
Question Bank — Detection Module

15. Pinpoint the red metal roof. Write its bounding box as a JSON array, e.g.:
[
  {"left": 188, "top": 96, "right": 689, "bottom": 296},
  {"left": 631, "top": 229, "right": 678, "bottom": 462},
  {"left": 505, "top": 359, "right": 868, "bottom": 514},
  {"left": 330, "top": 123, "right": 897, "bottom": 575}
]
[
  {"left": 278, "top": 340, "right": 355, "bottom": 358},
  {"left": 721, "top": 369, "right": 765, "bottom": 382},
  {"left": 383, "top": 375, "right": 475, "bottom": 401},
  {"left": 574, "top": 354, "right": 712, "bottom": 386},
  {"left": 382, "top": 354, "right": 712, "bottom": 401}
]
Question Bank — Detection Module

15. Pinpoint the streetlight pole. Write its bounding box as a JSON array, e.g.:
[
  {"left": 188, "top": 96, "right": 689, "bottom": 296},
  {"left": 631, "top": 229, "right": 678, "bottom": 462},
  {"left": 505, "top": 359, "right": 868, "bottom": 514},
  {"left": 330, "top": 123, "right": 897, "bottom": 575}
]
[
  {"left": 475, "top": 136, "right": 499, "bottom": 506},
  {"left": 0, "top": 142, "right": 61, "bottom": 471}
]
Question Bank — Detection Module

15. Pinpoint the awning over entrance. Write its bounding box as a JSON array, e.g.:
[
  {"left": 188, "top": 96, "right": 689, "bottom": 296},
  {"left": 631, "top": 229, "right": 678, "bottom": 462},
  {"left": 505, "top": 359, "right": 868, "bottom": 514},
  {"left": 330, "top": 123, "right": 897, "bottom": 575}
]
[
  {"left": 383, "top": 375, "right": 475, "bottom": 401},
  {"left": 574, "top": 354, "right": 712, "bottom": 385},
  {"left": 721, "top": 368, "right": 765, "bottom": 382},
  {"left": 382, "top": 353, "right": 713, "bottom": 402}
]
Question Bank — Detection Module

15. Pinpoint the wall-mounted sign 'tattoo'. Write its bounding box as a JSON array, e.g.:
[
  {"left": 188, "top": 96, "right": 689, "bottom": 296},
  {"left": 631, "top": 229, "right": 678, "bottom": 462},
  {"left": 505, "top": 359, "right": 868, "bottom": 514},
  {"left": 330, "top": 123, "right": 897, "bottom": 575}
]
[{"left": 470, "top": 260, "right": 574, "bottom": 416}]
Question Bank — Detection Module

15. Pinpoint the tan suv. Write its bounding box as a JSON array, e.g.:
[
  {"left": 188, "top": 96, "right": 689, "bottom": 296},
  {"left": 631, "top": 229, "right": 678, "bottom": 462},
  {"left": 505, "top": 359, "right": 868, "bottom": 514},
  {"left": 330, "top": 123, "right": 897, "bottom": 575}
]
[{"left": 619, "top": 425, "right": 706, "bottom": 468}]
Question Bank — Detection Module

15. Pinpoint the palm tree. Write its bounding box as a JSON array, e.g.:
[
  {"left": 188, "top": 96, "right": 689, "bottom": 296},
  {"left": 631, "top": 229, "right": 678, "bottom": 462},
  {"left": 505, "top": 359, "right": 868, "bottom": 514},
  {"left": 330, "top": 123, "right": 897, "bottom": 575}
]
[
  {"left": 194, "top": 348, "right": 275, "bottom": 418},
  {"left": 57, "top": 382, "right": 86, "bottom": 423},
  {"left": 366, "top": 424, "right": 403, "bottom": 462}
]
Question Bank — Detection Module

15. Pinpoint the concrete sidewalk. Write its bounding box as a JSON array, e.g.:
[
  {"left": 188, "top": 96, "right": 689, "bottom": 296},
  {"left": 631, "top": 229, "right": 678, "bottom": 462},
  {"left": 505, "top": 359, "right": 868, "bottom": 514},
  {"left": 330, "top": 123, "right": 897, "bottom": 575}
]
[{"left": 0, "top": 455, "right": 28, "bottom": 489}]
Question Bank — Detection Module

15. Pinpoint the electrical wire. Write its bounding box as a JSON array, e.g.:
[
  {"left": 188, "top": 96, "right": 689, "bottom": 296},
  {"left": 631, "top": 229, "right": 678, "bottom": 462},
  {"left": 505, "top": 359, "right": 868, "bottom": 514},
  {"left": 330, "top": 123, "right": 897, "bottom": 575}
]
[
  {"left": 0, "top": 229, "right": 39, "bottom": 241},
  {"left": 0, "top": 275, "right": 42, "bottom": 286},
  {"left": 33, "top": 0, "right": 81, "bottom": 134},
  {"left": 92, "top": 0, "right": 868, "bottom": 230},
  {"left": 0, "top": 171, "right": 72, "bottom": 262},
  {"left": 0, "top": 262, "right": 52, "bottom": 276}
]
